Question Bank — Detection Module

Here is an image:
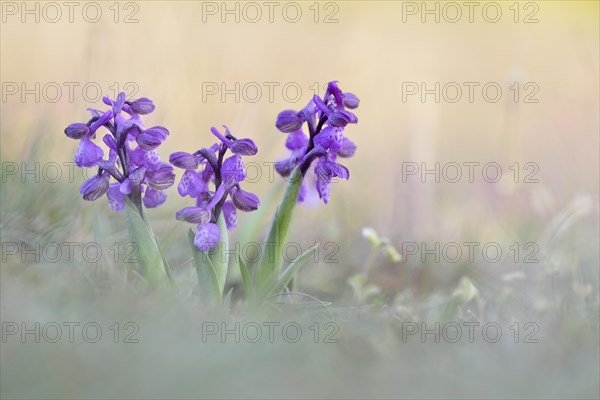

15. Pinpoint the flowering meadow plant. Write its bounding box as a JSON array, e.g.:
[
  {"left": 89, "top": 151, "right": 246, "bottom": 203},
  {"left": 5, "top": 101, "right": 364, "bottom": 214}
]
[
  {"left": 65, "top": 81, "right": 359, "bottom": 305},
  {"left": 170, "top": 126, "right": 259, "bottom": 252},
  {"left": 254, "top": 81, "right": 359, "bottom": 297},
  {"left": 169, "top": 126, "right": 260, "bottom": 302},
  {"left": 65, "top": 92, "right": 174, "bottom": 283}
]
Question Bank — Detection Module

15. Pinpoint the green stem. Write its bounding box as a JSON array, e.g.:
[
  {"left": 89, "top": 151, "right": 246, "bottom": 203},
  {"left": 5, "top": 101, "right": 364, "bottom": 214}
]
[
  {"left": 128, "top": 191, "right": 144, "bottom": 219},
  {"left": 255, "top": 167, "right": 303, "bottom": 297}
]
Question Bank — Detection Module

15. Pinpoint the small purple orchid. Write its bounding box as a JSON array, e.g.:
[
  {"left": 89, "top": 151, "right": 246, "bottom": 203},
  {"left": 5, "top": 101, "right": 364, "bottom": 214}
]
[
  {"left": 64, "top": 93, "right": 175, "bottom": 213},
  {"left": 275, "top": 81, "right": 359, "bottom": 203},
  {"left": 170, "top": 126, "right": 259, "bottom": 252}
]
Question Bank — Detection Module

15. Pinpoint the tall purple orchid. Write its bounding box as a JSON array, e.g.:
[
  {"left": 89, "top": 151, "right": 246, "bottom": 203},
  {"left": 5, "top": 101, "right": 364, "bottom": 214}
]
[
  {"left": 65, "top": 93, "right": 175, "bottom": 283},
  {"left": 65, "top": 92, "right": 175, "bottom": 214},
  {"left": 275, "top": 81, "right": 359, "bottom": 203},
  {"left": 254, "top": 81, "right": 359, "bottom": 297},
  {"left": 170, "top": 126, "right": 259, "bottom": 252}
]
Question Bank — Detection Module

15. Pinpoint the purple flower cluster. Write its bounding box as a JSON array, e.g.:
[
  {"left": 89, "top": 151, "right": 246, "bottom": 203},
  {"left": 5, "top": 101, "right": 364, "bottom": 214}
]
[
  {"left": 275, "top": 81, "right": 359, "bottom": 203},
  {"left": 64, "top": 92, "right": 175, "bottom": 211},
  {"left": 170, "top": 126, "right": 259, "bottom": 252}
]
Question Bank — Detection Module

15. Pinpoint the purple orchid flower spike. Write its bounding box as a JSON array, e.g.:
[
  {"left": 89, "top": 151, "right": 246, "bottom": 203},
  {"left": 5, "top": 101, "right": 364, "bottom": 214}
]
[
  {"left": 170, "top": 126, "right": 260, "bottom": 252},
  {"left": 65, "top": 92, "right": 174, "bottom": 213},
  {"left": 274, "top": 81, "right": 359, "bottom": 204}
]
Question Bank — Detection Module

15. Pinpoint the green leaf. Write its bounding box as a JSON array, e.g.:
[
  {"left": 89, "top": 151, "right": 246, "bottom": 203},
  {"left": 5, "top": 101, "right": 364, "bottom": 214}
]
[
  {"left": 207, "top": 213, "right": 229, "bottom": 296},
  {"left": 154, "top": 233, "right": 174, "bottom": 284},
  {"left": 222, "top": 287, "right": 234, "bottom": 311},
  {"left": 188, "top": 214, "right": 230, "bottom": 304},
  {"left": 256, "top": 168, "right": 303, "bottom": 297},
  {"left": 188, "top": 228, "right": 220, "bottom": 304},
  {"left": 269, "top": 243, "right": 318, "bottom": 297},
  {"left": 124, "top": 198, "right": 167, "bottom": 284},
  {"left": 237, "top": 254, "right": 252, "bottom": 298}
]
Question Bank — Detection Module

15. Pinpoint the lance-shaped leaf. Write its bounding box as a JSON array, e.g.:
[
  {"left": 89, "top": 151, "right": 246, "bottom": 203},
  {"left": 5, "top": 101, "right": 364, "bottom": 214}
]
[
  {"left": 154, "top": 233, "right": 174, "bottom": 284},
  {"left": 222, "top": 287, "right": 234, "bottom": 311},
  {"left": 268, "top": 243, "right": 319, "bottom": 297},
  {"left": 189, "top": 228, "right": 220, "bottom": 304},
  {"left": 237, "top": 254, "right": 252, "bottom": 299},
  {"left": 189, "top": 213, "right": 230, "bottom": 304},
  {"left": 207, "top": 213, "right": 229, "bottom": 296},
  {"left": 124, "top": 198, "right": 167, "bottom": 284}
]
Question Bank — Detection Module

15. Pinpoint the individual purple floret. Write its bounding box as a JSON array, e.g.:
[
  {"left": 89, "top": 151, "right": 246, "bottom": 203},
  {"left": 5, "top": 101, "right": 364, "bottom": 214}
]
[
  {"left": 274, "top": 81, "right": 359, "bottom": 204},
  {"left": 170, "top": 126, "right": 259, "bottom": 251},
  {"left": 65, "top": 92, "right": 175, "bottom": 212}
]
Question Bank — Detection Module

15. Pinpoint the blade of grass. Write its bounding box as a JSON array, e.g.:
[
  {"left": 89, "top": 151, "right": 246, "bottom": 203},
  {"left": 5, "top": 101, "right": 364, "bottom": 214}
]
[
  {"left": 222, "top": 287, "right": 234, "bottom": 311},
  {"left": 237, "top": 254, "right": 252, "bottom": 298},
  {"left": 268, "top": 243, "right": 319, "bottom": 297}
]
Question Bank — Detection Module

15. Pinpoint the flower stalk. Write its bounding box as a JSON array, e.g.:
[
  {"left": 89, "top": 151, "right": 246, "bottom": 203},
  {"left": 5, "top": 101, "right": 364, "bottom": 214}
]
[
  {"left": 171, "top": 125, "right": 259, "bottom": 301},
  {"left": 65, "top": 92, "right": 174, "bottom": 284},
  {"left": 255, "top": 80, "right": 360, "bottom": 299},
  {"left": 255, "top": 167, "right": 303, "bottom": 297}
]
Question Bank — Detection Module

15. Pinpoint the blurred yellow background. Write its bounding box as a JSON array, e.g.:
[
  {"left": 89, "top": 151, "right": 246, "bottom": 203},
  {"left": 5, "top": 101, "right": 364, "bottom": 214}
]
[
  {"left": 1, "top": 3, "right": 599, "bottom": 398},
  {"left": 1, "top": 0, "right": 598, "bottom": 287}
]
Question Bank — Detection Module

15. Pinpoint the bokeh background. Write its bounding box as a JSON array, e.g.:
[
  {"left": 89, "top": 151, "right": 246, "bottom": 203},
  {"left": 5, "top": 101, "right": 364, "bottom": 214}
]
[{"left": 1, "top": 1, "right": 599, "bottom": 399}]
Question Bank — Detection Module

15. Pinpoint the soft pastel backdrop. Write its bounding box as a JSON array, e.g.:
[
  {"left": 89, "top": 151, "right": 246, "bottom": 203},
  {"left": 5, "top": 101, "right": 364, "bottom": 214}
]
[{"left": 1, "top": 1, "right": 598, "bottom": 398}]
